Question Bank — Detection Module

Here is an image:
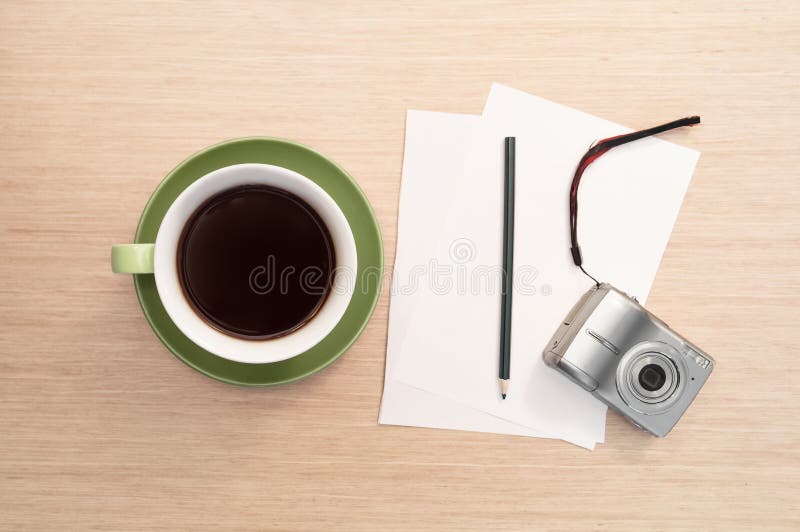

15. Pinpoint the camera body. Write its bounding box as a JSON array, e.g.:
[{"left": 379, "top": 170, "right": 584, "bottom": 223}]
[{"left": 543, "top": 284, "right": 714, "bottom": 437}]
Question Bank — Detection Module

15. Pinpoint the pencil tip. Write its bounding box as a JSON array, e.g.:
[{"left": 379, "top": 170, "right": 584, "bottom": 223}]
[{"left": 499, "top": 379, "right": 509, "bottom": 398}]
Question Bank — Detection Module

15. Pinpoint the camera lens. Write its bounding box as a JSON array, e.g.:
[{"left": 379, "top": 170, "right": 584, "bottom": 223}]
[
  {"left": 638, "top": 364, "right": 667, "bottom": 391},
  {"left": 618, "top": 343, "right": 686, "bottom": 414}
]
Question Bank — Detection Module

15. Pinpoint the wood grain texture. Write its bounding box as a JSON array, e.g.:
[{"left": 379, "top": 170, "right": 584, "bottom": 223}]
[{"left": 1, "top": 1, "right": 798, "bottom": 530}]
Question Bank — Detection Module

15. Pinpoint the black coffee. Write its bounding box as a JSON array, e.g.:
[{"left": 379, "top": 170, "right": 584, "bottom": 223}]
[{"left": 177, "top": 185, "right": 335, "bottom": 340}]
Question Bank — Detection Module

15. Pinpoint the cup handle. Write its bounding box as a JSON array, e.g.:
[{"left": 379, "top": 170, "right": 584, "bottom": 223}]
[{"left": 111, "top": 244, "right": 155, "bottom": 274}]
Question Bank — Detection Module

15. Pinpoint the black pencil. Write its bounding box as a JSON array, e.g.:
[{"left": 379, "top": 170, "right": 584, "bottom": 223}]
[{"left": 499, "top": 137, "right": 515, "bottom": 399}]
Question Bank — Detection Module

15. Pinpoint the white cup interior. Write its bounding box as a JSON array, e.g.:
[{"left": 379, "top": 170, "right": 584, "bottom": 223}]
[{"left": 153, "top": 163, "right": 357, "bottom": 364}]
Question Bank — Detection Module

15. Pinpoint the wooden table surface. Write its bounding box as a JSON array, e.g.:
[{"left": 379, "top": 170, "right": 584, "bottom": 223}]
[{"left": 1, "top": 1, "right": 798, "bottom": 530}]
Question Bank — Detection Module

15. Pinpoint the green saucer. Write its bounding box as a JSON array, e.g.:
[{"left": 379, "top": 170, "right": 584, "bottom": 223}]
[{"left": 132, "top": 138, "right": 383, "bottom": 386}]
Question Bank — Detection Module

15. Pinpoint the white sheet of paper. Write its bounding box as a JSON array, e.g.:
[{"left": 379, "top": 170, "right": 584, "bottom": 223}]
[
  {"left": 378, "top": 110, "right": 598, "bottom": 450},
  {"left": 395, "top": 83, "right": 700, "bottom": 442}
]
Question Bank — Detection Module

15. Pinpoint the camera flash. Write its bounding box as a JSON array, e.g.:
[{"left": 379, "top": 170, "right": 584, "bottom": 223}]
[{"left": 694, "top": 354, "right": 710, "bottom": 369}]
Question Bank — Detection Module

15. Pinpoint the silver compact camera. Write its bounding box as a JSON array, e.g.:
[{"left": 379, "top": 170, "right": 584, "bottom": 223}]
[{"left": 544, "top": 284, "right": 714, "bottom": 437}]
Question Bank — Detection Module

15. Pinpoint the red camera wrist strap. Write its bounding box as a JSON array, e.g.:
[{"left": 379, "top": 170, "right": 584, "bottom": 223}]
[{"left": 569, "top": 115, "right": 701, "bottom": 286}]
